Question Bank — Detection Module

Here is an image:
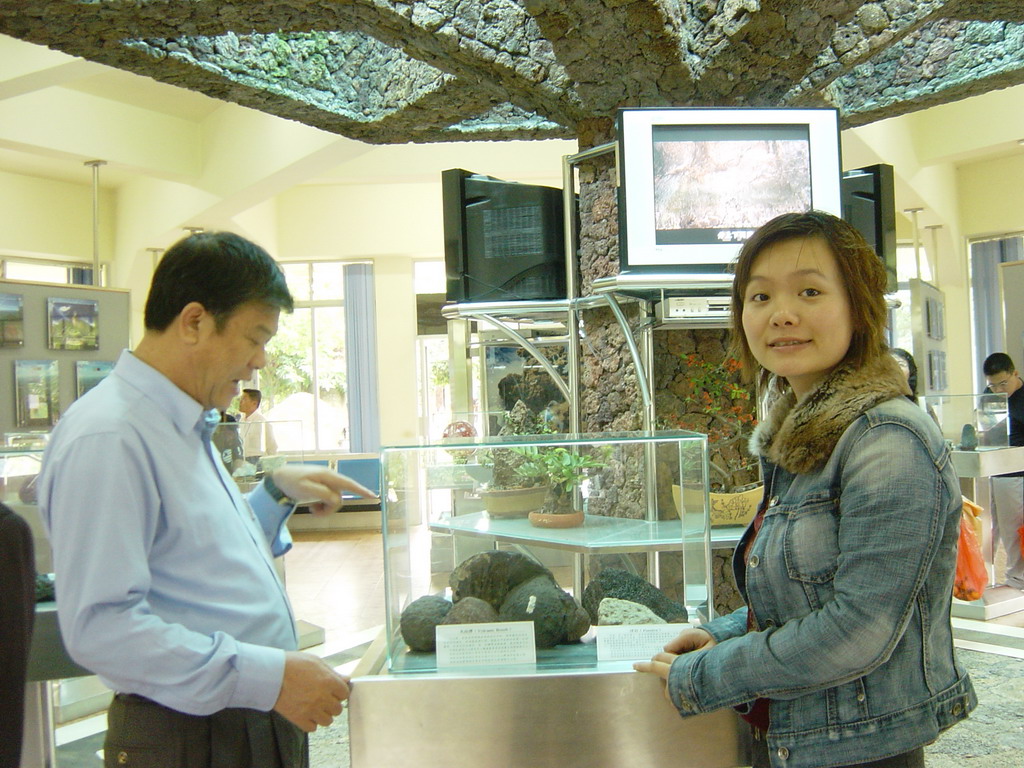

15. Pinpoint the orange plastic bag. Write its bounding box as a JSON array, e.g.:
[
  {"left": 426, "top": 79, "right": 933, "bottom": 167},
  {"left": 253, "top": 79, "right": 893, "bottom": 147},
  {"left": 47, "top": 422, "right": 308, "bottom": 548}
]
[
  {"left": 955, "top": 500, "right": 986, "bottom": 602},
  {"left": 1019, "top": 525, "right": 1024, "bottom": 559}
]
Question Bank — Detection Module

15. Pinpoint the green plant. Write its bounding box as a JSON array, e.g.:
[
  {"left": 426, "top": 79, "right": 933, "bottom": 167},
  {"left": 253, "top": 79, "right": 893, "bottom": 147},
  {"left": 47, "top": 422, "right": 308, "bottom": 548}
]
[
  {"left": 661, "top": 353, "right": 757, "bottom": 492},
  {"left": 430, "top": 360, "right": 450, "bottom": 388},
  {"left": 481, "top": 400, "right": 545, "bottom": 489},
  {"left": 513, "top": 446, "right": 605, "bottom": 513}
]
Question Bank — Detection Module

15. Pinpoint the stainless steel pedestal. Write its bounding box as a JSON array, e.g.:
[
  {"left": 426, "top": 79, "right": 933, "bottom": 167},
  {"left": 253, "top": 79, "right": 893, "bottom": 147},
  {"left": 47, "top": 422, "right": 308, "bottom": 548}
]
[{"left": 350, "top": 666, "right": 749, "bottom": 768}]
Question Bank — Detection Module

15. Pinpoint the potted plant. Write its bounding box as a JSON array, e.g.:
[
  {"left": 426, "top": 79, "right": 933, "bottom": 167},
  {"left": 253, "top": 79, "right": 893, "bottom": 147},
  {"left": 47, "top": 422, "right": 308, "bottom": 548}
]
[
  {"left": 478, "top": 447, "right": 549, "bottom": 518},
  {"left": 514, "top": 446, "right": 606, "bottom": 528},
  {"left": 661, "top": 350, "right": 760, "bottom": 527},
  {"left": 477, "top": 401, "right": 549, "bottom": 518}
]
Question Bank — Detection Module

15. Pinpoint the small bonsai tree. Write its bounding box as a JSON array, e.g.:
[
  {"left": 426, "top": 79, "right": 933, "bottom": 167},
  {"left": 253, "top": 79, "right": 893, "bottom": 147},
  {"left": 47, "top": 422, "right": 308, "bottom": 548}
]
[{"left": 514, "top": 446, "right": 605, "bottom": 514}]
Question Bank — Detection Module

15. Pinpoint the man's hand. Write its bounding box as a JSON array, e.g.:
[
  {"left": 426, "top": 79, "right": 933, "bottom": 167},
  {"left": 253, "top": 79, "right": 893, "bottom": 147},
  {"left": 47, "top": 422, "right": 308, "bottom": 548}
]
[
  {"left": 273, "top": 651, "right": 351, "bottom": 732},
  {"left": 271, "top": 464, "right": 377, "bottom": 516}
]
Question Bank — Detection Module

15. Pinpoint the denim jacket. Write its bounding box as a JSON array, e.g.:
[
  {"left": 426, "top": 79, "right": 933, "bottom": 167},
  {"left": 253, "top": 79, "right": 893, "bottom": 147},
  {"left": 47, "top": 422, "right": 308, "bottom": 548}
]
[{"left": 665, "top": 356, "right": 976, "bottom": 768}]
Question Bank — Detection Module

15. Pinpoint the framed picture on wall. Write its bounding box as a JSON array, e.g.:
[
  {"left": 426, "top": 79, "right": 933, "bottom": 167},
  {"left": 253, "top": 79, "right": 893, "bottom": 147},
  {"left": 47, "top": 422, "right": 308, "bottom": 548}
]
[
  {"left": 14, "top": 359, "right": 60, "bottom": 428},
  {"left": 0, "top": 292, "right": 24, "bottom": 347},
  {"left": 75, "top": 360, "right": 114, "bottom": 398},
  {"left": 47, "top": 297, "right": 99, "bottom": 350},
  {"left": 925, "top": 296, "right": 945, "bottom": 341}
]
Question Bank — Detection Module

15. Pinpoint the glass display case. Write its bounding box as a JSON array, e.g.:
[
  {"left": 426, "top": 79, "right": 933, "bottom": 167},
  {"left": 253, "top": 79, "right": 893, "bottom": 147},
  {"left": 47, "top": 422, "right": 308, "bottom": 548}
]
[
  {"left": 4, "top": 430, "right": 50, "bottom": 449},
  {"left": 350, "top": 430, "right": 748, "bottom": 768},
  {"left": 379, "top": 429, "right": 715, "bottom": 676},
  {"left": 0, "top": 444, "right": 48, "bottom": 571},
  {"left": 444, "top": 301, "right": 574, "bottom": 439},
  {"left": 919, "top": 392, "right": 1008, "bottom": 449}
]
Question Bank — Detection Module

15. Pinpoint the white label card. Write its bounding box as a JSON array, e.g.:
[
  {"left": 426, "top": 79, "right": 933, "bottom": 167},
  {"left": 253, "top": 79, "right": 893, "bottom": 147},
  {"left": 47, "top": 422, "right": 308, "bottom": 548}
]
[
  {"left": 596, "top": 623, "right": 692, "bottom": 662},
  {"left": 435, "top": 621, "right": 537, "bottom": 668}
]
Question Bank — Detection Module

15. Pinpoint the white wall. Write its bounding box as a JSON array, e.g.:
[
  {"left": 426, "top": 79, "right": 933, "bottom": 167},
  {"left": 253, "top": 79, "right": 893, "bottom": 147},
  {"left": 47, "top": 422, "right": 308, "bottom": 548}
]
[
  {"left": 0, "top": 168, "right": 114, "bottom": 263},
  {"left": 958, "top": 152, "right": 1024, "bottom": 238}
]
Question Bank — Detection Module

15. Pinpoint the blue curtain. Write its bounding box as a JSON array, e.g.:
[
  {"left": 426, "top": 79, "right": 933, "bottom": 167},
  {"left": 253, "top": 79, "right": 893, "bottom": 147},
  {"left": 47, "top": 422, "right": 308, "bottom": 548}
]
[
  {"left": 971, "top": 236, "right": 1024, "bottom": 391},
  {"left": 344, "top": 264, "right": 381, "bottom": 453}
]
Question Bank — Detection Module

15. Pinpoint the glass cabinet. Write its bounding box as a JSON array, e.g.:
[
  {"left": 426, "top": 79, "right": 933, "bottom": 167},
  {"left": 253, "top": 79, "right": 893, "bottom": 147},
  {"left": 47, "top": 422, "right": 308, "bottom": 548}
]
[
  {"left": 378, "top": 429, "right": 716, "bottom": 675},
  {"left": 0, "top": 444, "right": 48, "bottom": 571},
  {"left": 350, "top": 429, "right": 748, "bottom": 768}
]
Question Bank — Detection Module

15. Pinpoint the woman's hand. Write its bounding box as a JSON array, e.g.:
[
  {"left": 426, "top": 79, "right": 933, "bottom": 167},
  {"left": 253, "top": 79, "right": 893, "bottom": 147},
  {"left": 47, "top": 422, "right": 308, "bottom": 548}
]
[
  {"left": 664, "top": 627, "right": 717, "bottom": 655},
  {"left": 633, "top": 628, "right": 717, "bottom": 702}
]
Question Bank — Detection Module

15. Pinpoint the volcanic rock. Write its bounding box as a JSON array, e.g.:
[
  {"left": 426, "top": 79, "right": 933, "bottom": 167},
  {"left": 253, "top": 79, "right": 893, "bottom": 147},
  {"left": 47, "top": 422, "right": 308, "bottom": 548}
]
[
  {"left": 498, "top": 575, "right": 591, "bottom": 649},
  {"left": 598, "top": 597, "right": 667, "bottom": 625},
  {"left": 449, "top": 550, "right": 554, "bottom": 610},
  {"left": 400, "top": 594, "right": 453, "bottom": 652},
  {"left": 582, "top": 568, "right": 687, "bottom": 624},
  {"left": 441, "top": 596, "right": 499, "bottom": 625}
]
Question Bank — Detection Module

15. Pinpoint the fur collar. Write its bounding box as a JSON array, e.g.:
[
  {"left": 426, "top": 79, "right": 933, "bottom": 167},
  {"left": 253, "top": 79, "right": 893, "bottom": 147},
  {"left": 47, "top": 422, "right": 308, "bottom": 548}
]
[{"left": 750, "top": 355, "right": 911, "bottom": 475}]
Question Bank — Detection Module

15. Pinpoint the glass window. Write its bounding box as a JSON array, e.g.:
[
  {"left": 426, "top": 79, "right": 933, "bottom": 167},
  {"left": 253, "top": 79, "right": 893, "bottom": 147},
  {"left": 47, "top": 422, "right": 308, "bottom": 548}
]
[
  {"left": 261, "top": 308, "right": 314, "bottom": 452},
  {"left": 969, "top": 234, "right": 1024, "bottom": 392},
  {"left": 3, "top": 259, "right": 105, "bottom": 285},
  {"left": 414, "top": 260, "right": 445, "bottom": 293},
  {"left": 251, "top": 260, "right": 352, "bottom": 452},
  {"left": 280, "top": 262, "right": 311, "bottom": 301},
  {"left": 314, "top": 306, "right": 347, "bottom": 450},
  {"left": 312, "top": 262, "right": 345, "bottom": 302}
]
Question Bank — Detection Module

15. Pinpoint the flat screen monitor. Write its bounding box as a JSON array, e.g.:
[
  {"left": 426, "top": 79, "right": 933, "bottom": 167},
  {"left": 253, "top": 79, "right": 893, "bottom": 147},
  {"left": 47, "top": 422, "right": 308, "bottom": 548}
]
[
  {"left": 443, "top": 168, "right": 567, "bottom": 303},
  {"left": 617, "top": 107, "right": 842, "bottom": 278},
  {"left": 841, "top": 163, "right": 898, "bottom": 293}
]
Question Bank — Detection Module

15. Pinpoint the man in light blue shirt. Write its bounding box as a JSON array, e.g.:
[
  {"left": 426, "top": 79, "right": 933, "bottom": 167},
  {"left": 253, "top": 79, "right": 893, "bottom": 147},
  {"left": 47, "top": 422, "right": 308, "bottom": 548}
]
[{"left": 39, "top": 232, "right": 373, "bottom": 767}]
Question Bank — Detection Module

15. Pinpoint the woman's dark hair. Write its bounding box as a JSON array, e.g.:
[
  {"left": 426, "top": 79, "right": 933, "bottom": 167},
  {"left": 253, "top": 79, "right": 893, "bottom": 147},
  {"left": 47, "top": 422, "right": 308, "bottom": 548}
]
[
  {"left": 890, "top": 348, "right": 918, "bottom": 402},
  {"left": 144, "top": 231, "right": 294, "bottom": 331},
  {"left": 730, "top": 211, "right": 889, "bottom": 389}
]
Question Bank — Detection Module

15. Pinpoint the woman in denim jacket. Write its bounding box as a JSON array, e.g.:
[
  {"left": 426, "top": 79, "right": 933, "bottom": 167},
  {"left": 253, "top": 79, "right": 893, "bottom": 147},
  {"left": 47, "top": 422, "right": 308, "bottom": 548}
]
[{"left": 636, "top": 212, "right": 976, "bottom": 768}]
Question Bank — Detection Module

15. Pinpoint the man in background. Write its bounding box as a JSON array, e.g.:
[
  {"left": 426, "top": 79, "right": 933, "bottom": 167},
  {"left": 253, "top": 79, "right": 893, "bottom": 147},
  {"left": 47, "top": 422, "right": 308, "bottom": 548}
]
[
  {"left": 240, "top": 387, "right": 278, "bottom": 460},
  {"left": 983, "top": 352, "right": 1024, "bottom": 591},
  {"left": 39, "top": 231, "right": 372, "bottom": 767}
]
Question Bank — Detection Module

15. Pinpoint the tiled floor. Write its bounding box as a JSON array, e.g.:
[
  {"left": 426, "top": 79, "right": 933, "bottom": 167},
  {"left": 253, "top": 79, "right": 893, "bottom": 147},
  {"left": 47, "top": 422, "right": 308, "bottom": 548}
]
[{"left": 286, "top": 528, "right": 389, "bottom": 652}]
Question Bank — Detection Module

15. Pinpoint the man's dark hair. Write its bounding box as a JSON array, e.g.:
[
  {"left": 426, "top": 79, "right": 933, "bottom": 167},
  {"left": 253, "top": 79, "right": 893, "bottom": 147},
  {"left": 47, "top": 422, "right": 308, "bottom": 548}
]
[
  {"left": 144, "top": 232, "right": 294, "bottom": 331},
  {"left": 983, "top": 352, "right": 1016, "bottom": 377},
  {"left": 242, "top": 388, "right": 262, "bottom": 407}
]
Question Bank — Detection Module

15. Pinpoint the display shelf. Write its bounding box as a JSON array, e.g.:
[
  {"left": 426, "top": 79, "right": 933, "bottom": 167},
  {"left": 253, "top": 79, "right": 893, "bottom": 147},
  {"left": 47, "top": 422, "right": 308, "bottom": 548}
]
[
  {"left": 431, "top": 510, "right": 743, "bottom": 553},
  {"left": 950, "top": 445, "right": 1024, "bottom": 478},
  {"left": 347, "top": 148, "right": 748, "bottom": 768}
]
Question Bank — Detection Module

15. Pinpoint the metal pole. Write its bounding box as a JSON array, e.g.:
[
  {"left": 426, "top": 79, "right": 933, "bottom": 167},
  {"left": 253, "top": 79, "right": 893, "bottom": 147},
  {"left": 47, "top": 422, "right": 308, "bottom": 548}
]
[
  {"left": 562, "top": 154, "right": 581, "bottom": 434},
  {"left": 146, "top": 247, "right": 165, "bottom": 273},
  {"left": 925, "top": 224, "right": 943, "bottom": 285},
  {"left": 84, "top": 160, "right": 106, "bottom": 286},
  {"left": 904, "top": 208, "right": 924, "bottom": 280}
]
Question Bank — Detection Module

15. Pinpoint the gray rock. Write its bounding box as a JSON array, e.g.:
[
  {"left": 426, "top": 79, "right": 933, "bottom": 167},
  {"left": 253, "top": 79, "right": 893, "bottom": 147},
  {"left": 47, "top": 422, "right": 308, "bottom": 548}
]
[
  {"left": 598, "top": 597, "right": 667, "bottom": 625},
  {"left": 399, "top": 595, "right": 452, "bottom": 652},
  {"left": 582, "top": 568, "right": 688, "bottom": 624},
  {"left": 441, "top": 596, "right": 499, "bottom": 625},
  {"left": 498, "top": 575, "right": 590, "bottom": 649},
  {"left": 449, "top": 550, "right": 554, "bottom": 610}
]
